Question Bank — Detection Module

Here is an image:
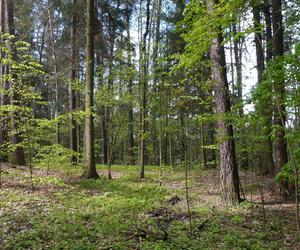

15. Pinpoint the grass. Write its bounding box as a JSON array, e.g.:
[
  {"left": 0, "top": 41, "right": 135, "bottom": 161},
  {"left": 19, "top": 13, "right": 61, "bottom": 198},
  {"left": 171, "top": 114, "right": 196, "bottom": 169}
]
[{"left": 0, "top": 164, "right": 299, "bottom": 249}]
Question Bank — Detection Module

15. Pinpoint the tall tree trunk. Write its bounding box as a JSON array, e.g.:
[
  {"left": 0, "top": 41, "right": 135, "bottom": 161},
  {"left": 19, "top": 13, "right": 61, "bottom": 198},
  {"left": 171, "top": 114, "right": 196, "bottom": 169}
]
[
  {"left": 253, "top": 2, "right": 274, "bottom": 175},
  {"left": 262, "top": 2, "right": 272, "bottom": 62},
  {"left": 82, "top": 0, "right": 98, "bottom": 179},
  {"left": 272, "top": 0, "right": 288, "bottom": 195},
  {"left": 0, "top": 0, "right": 4, "bottom": 33},
  {"left": 106, "top": 0, "right": 120, "bottom": 178},
  {"left": 48, "top": 8, "right": 60, "bottom": 144},
  {"left": 148, "top": 0, "right": 162, "bottom": 166},
  {"left": 140, "top": 0, "right": 151, "bottom": 178},
  {"left": 94, "top": 7, "right": 107, "bottom": 165},
  {"left": 233, "top": 23, "right": 248, "bottom": 169},
  {"left": 153, "top": 0, "right": 162, "bottom": 166},
  {"left": 208, "top": 0, "right": 240, "bottom": 205},
  {"left": 5, "top": 0, "right": 26, "bottom": 165},
  {"left": 96, "top": 52, "right": 106, "bottom": 161},
  {"left": 253, "top": 4, "right": 264, "bottom": 83},
  {"left": 233, "top": 24, "right": 243, "bottom": 117},
  {"left": 69, "top": 0, "right": 78, "bottom": 164},
  {"left": 125, "top": 2, "right": 135, "bottom": 165},
  {"left": 0, "top": 0, "right": 8, "bottom": 163}
]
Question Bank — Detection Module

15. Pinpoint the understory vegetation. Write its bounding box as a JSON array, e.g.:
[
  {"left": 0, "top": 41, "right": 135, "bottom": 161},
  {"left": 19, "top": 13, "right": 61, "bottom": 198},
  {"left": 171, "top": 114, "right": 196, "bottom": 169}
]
[{"left": 0, "top": 164, "right": 298, "bottom": 249}]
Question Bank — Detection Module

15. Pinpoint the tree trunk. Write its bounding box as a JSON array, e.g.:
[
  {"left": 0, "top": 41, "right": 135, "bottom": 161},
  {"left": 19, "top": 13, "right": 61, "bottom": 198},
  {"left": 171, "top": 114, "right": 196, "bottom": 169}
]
[
  {"left": 272, "top": 0, "right": 289, "bottom": 195},
  {"left": 253, "top": 2, "right": 274, "bottom": 175},
  {"left": 232, "top": 23, "right": 248, "bottom": 169},
  {"left": 69, "top": 0, "right": 78, "bottom": 164},
  {"left": 125, "top": 2, "right": 135, "bottom": 165},
  {"left": 105, "top": 0, "right": 120, "bottom": 178},
  {"left": 206, "top": 122, "right": 216, "bottom": 167},
  {"left": 0, "top": 0, "right": 4, "bottom": 33},
  {"left": 150, "top": 0, "right": 162, "bottom": 166},
  {"left": 0, "top": 0, "right": 8, "bottom": 163},
  {"left": 262, "top": 2, "right": 272, "bottom": 62},
  {"left": 48, "top": 7, "right": 60, "bottom": 144},
  {"left": 95, "top": 1, "right": 107, "bottom": 165},
  {"left": 5, "top": 0, "right": 26, "bottom": 165},
  {"left": 140, "top": 0, "right": 151, "bottom": 178},
  {"left": 233, "top": 24, "right": 243, "bottom": 117},
  {"left": 208, "top": 0, "right": 240, "bottom": 205},
  {"left": 164, "top": 112, "right": 169, "bottom": 164},
  {"left": 82, "top": 0, "right": 98, "bottom": 179},
  {"left": 200, "top": 122, "right": 207, "bottom": 168}
]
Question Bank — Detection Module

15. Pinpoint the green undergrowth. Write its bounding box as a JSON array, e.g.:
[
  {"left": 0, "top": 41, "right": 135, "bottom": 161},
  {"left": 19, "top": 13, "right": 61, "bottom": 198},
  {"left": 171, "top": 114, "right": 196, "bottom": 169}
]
[{"left": 0, "top": 164, "right": 298, "bottom": 249}]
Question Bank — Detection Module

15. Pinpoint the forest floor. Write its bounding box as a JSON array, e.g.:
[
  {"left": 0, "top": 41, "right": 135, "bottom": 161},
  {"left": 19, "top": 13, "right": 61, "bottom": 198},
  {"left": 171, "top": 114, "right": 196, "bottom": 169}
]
[{"left": 0, "top": 163, "right": 299, "bottom": 249}]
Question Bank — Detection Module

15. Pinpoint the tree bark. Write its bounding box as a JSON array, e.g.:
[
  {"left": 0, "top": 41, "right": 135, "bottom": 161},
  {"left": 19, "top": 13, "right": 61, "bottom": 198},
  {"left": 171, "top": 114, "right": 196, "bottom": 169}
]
[
  {"left": 125, "top": 1, "right": 135, "bottom": 165},
  {"left": 69, "top": 0, "right": 78, "bottom": 164},
  {"left": 6, "top": 0, "right": 25, "bottom": 165},
  {"left": 253, "top": 2, "right": 274, "bottom": 175},
  {"left": 94, "top": 2, "right": 108, "bottom": 165},
  {"left": 140, "top": 0, "right": 151, "bottom": 178},
  {"left": 262, "top": 2, "right": 272, "bottom": 62},
  {"left": 105, "top": 0, "right": 120, "bottom": 178},
  {"left": 272, "top": 0, "right": 288, "bottom": 195},
  {"left": 0, "top": 0, "right": 8, "bottom": 162},
  {"left": 48, "top": 7, "right": 60, "bottom": 144},
  {"left": 208, "top": 0, "right": 240, "bottom": 205},
  {"left": 233, "top": 23, "right": 248, "bottom": 169},
  {"left": 0, "top": 0, "right": 4, "bottom": 32},
  {"left": 82, "top": 0, "right": 98, "bottom": 179}
]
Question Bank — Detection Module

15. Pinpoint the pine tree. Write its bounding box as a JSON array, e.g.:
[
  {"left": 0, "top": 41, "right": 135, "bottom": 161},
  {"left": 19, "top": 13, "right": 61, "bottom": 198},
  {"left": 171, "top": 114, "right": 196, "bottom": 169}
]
[{"left": 207, "top": 0, "right": 240, "bottom": 205}]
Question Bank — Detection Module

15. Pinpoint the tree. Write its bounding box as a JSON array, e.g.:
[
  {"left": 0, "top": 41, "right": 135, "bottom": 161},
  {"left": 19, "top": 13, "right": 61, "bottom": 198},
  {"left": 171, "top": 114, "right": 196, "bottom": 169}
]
[
  {"left": 82, "top": 0, "right": 98, "bottom": 179},
  {"left": 140, "top": 0, "right": 151, "bottom": 178},
  {"left": 47, "top": 6, "right": 60, "bottom": 145},
  {"left": 0, "top": 0, "right": 8, "bottom": 162},
  {"left": 69, "top": 0, "right": 79, "bottom": 165},
  {"left": 2, "top": 0, "right": 26, "bottom": 165},
  {"left": 252, "top": 0, "right": 274, "bottom": 175},
  {"left": 94, "top": 0, "right": 108, "bottom": 166},
  {"left": 125, "top": 0, "right": 135, "bottom": 165},
  {"left": 207, "top": 0, "right": 240, "bottom": 205},
  {"left": 272, "top": 0, "right": 288, "bottom": 194}
]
